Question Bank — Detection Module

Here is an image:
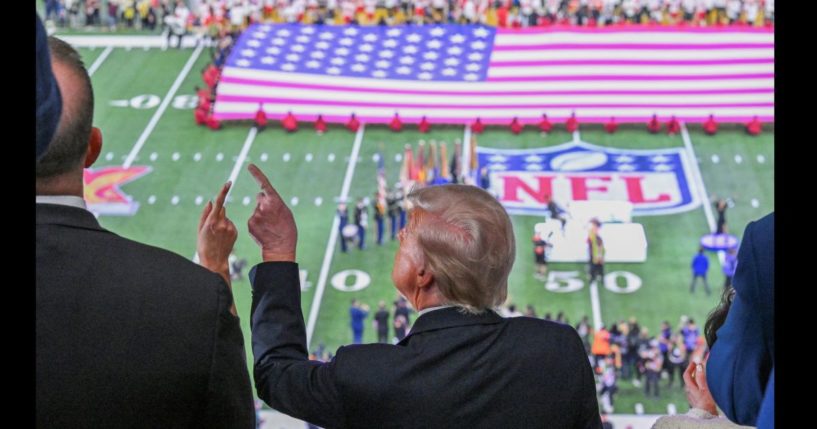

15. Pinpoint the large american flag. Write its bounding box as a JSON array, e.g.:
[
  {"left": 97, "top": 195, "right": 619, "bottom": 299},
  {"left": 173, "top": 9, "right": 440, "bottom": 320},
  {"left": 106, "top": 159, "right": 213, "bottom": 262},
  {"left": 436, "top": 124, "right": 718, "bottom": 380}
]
[{"left": 213, "top": 24, "right": 773, "bottom": 124}]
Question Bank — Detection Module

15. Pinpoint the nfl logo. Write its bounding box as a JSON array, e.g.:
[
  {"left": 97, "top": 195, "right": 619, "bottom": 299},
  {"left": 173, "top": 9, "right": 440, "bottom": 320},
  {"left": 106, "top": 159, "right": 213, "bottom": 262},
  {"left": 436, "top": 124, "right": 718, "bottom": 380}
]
[{"left": 477, "top": 141, "right": 700, "bottom": 217}]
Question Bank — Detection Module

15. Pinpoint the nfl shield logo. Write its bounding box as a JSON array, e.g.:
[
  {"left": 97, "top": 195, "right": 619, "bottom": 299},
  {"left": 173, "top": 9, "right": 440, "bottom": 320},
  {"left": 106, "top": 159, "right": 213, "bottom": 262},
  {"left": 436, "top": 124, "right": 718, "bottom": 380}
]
[{"left": 477, "top": 141, "right": 700, "bottom": 217}]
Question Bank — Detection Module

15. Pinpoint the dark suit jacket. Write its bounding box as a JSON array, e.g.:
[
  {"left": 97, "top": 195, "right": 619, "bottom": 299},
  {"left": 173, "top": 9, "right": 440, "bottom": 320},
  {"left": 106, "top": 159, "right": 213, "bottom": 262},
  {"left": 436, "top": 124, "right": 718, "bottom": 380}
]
[
  {"left": 707, "top": 212, "right": 774, "bottom": 427},
  {"left": 36, "top": 203, "right": 254, "bottom": 428},
  {"left": 251, "top": 262, "right": 602, "bottom": 429}
]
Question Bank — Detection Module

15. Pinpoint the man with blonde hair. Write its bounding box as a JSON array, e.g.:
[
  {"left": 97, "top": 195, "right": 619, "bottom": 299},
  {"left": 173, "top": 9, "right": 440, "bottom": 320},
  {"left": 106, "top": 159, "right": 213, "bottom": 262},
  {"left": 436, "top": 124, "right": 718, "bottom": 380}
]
[{"left": 236, "top": 172, "right": 602, "bottom": 428}]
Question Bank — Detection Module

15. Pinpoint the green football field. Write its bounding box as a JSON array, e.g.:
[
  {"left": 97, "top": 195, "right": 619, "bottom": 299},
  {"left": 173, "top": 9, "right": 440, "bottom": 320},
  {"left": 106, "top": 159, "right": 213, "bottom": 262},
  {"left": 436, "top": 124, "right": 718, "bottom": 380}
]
[{"left": 76, "top": 45, "right": 774, "bottom": 415}]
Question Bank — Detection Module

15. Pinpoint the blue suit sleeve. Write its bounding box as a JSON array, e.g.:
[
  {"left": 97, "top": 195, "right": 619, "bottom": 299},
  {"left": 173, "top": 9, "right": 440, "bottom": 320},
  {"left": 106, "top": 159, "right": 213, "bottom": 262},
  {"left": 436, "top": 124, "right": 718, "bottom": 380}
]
[
  {"left": 756, "top": 367, "right": 774, "bottom": 429},
  {"left": 706, "top": 214, "right": 774, "bottom": 426}
]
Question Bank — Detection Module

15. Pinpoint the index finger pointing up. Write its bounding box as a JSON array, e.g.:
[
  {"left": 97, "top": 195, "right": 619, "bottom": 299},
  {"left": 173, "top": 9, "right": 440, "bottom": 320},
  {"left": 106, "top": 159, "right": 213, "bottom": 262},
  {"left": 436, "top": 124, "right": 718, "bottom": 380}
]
[
  {"left": 213, "top": 181, "right": 231, "bottom": 216},
  {"left": 248, "top": 163, "right": 282, "bottom": 200}
]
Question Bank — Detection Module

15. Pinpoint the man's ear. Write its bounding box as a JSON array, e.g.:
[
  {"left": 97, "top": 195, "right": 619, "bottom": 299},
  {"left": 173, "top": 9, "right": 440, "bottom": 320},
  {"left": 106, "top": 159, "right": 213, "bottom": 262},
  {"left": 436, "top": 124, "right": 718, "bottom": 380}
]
[
  {"left": 416, "top": 267, "right": 434, "bottom": 290},
  {"left": 84, "top": 127, "right": 102, "bottom": 168}
]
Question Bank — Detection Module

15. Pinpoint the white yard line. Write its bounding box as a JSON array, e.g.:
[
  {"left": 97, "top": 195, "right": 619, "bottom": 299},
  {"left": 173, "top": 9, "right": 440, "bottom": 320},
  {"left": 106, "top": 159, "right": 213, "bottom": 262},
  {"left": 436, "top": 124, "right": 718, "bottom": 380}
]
[
  {"left": 306, "top": 124, "right": 366, "bottom": 348},
  {"left": 589, "top": 280, "right": 604, "bottom": 331},
  {"left": 87, "top": 46, "right": 113, "bottom": 76},
  {"left": 123, "top": 44, "right": 204, "bottom": 168},
  {"left": 226, "top": 127, "right": 258, "bottom": 199},
  {"left": 572, "top": 127, "right": 605, "bottom": 330},
  {"left": 680, "top": 123, "right": 725, "bottom": 266}
]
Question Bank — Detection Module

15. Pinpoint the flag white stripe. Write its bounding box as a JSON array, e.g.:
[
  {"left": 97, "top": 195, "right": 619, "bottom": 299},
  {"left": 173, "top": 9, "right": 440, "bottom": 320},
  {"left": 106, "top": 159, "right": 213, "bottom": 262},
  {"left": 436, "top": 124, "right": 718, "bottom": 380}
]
[
  {"left": 221, "top": 68, "right": 773, "bottom": 91},
  {"left": 217, "top": 83, "right": 772, "bottom": 105},
  {"left": 488, "top": 48, "right": 774, "bottom": 61},
  {"left": 494, "top": 32, "right": 774, "bottom": 45},
  {"left": 486, "top": 63, "right": 773, "bottom": 78},
  {"left": 213, "top": 103, "right": 774, "bottom": 118}
]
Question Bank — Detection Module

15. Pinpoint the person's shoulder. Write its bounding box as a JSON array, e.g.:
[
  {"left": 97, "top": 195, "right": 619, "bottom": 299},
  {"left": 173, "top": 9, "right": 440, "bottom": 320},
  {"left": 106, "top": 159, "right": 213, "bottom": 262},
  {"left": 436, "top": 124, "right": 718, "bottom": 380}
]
[
  {"left": 651, "top": 414, "right": 753, "bottom": 429},
  {"left": 746, "top": 212, "right": 773, "bottom": 241},
  {"left": 506, "top": 316, "right": 579, "bottom": 338},
  {"left": 105, "top": 233, "right": 224, "bottom": 288}
]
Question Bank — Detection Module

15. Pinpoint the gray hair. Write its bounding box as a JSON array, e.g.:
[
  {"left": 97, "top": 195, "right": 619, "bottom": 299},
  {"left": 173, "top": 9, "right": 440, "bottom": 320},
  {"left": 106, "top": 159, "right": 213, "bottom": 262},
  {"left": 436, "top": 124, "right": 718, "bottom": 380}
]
[
  {"left": 406, "top": 184, "right": 515, "bottom": 313},
  {"left": 36, "top": 37, "right": 94, "bottom": 178}
]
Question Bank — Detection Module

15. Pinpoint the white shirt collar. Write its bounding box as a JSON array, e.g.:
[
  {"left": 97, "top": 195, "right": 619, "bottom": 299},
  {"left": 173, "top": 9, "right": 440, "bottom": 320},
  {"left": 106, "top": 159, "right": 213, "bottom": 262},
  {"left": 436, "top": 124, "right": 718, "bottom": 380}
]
[
  {"left": 36, "top": 195, "right": 87, "bottom": 210},
  {"left": 418, "top": 304, "right": 456, "bottom": 317}
]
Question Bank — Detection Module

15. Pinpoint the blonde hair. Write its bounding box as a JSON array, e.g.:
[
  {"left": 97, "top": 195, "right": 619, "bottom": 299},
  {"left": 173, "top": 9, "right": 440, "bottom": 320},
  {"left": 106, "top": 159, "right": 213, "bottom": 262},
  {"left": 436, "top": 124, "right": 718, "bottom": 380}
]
[{"left": 406, "top": 185, "right": 515, "bottom": 313}]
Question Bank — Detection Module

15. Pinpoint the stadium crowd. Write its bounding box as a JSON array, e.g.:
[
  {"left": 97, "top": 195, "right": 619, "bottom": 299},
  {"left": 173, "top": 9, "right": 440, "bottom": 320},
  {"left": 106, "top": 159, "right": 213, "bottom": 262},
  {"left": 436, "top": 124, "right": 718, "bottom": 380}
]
[{"left": 43, "top": 0, "right": 773, "bottom": 33}]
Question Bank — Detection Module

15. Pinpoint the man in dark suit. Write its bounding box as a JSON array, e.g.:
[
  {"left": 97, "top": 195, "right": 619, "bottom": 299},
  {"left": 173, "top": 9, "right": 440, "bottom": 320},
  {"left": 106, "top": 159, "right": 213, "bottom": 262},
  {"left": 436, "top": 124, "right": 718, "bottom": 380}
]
[
  {"left": 242, "top": 166, "right": 601, "bottom": 429},
  {"left": 36, "top": 37, "right": 254, "bottom": 428},
  {"left": 706, "top": 212, "right": 774, "bottom": 427}
]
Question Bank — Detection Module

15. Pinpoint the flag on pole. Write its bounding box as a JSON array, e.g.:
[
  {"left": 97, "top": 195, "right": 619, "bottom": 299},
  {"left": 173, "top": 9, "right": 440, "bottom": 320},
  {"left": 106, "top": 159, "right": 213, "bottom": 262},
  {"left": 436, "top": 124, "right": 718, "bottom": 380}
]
[
  {"left": 440, "top": 141, "right": 449, "bottom": 180},
  {"left": 399, "top": 144, "right": 411, "bottom": 185},
  {"left": 417, "top": 140, "right": 426, "bottom": 185},
  {"left": 376, "top": 151, "right": 387, "bottom": 213}
]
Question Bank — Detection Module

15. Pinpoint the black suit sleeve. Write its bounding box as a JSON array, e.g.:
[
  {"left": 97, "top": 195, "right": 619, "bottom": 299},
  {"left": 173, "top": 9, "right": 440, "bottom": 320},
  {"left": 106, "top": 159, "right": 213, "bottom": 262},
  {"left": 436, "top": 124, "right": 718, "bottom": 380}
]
[
  {"left": 250, "top": 262, "right": 345, "bottom": 428},
  {"left": 200, "top": 277, "right": 256, "bottom": 428}
]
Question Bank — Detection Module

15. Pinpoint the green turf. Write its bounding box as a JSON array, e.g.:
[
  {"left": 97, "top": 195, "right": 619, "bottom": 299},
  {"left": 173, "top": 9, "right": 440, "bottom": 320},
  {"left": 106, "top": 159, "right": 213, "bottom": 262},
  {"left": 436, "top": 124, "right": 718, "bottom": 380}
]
[{"left": 78, "top": 47, "right": 775, "bottom": 414}]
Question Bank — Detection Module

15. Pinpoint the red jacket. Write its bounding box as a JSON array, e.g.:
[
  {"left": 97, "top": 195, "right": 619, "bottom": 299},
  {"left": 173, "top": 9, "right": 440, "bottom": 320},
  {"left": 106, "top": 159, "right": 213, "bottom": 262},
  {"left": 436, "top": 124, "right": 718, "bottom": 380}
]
[
  {"left": 282, "top": 113, "right": 298, "bottom": 132},
  {"left": 471, "top": 118, "right": 484, "bottom": 134},
  {"left": 566, "top": 116, "right": 578, "bottom": 133},
  {"left": 538, "top": 116, "right": 553, "bottom": 133},
  {"left": 703, "top": 117, "right": 718, "bottom": 135},
  {"left": 418, "top": 117, "right": 430, "bottom": 133},
  {"left": 389, "top": 115, "right": 402, "bottom": 132},
  {"left": 510, "top": 118, "right": 523, "bottom": 134},
  {"left": 255, "top": 109, "right": 267, "bottom": 128},
  {"left": 746, "top": 118, "right": 762, "bottom": 135},
  {"left": 315, "top": 116, "right": 328, "bottom": 133},
  {"left": 195, "top": 107, "right": 208, "bottom": 125},
  {"left": 647, "top": 116, "right": 661, "bottom": 133},
  {"left": 604, "top": 118, "right": 618, "bottom": 134},
  {"left": 666, "top": 118, "right": 680, "bottom": 134}
]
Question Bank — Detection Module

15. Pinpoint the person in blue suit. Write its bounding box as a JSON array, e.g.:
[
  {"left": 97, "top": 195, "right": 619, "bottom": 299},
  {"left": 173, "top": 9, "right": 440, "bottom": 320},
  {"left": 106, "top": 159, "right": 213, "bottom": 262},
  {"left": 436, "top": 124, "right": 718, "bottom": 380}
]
[{"left": 706, "top": 212, "right": 774, "bottom": 428}]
